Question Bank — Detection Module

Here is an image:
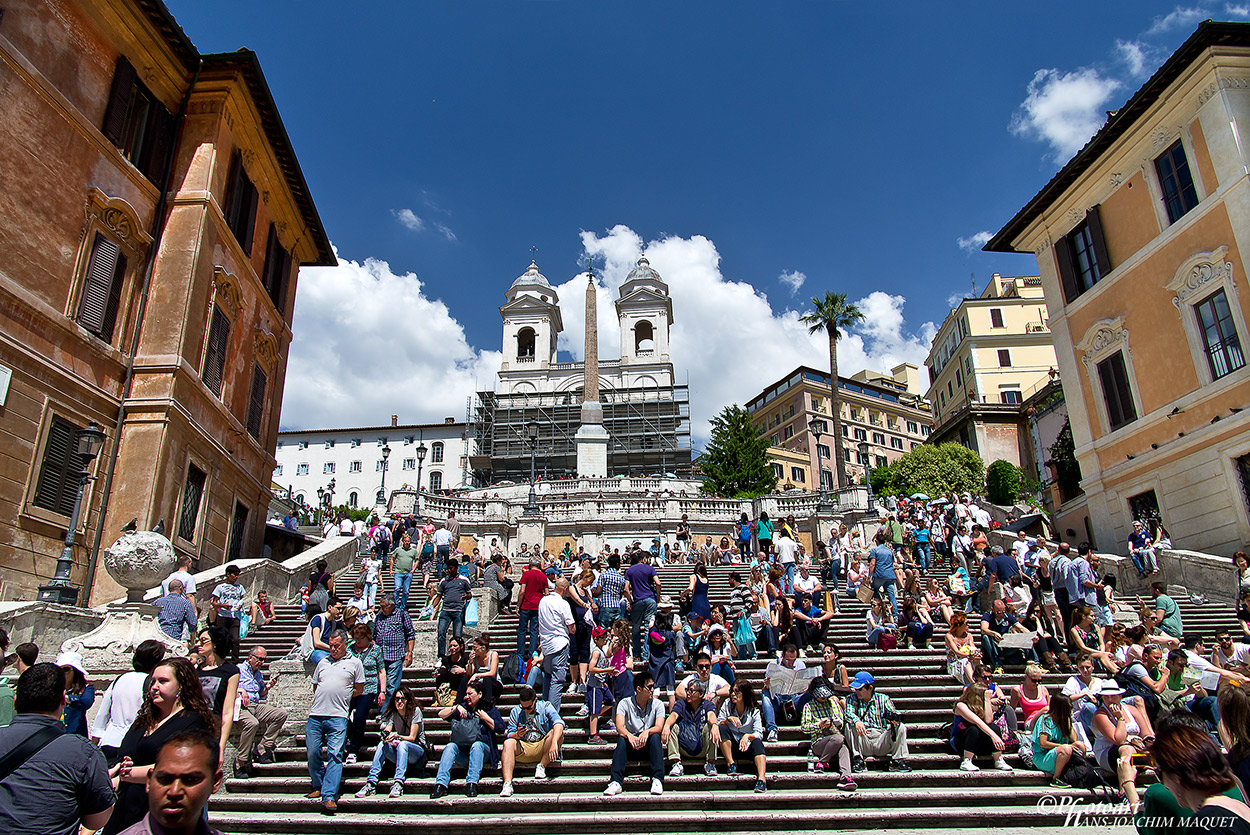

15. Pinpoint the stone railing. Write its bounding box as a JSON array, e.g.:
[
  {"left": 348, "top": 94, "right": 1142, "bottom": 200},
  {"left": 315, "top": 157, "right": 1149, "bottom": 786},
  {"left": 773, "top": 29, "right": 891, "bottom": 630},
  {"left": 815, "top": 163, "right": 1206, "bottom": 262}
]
[{"left": 0, "top": 602, "right": 105, "bottom": 653}]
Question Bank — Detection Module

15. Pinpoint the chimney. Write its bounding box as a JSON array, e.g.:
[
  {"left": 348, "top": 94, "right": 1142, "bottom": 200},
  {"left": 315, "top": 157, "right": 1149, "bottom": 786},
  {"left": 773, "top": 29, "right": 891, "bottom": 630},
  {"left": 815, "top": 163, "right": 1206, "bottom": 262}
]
[
  {"left": 391, "top": 415, "right": 398, "bottom": 427},
  {"left": 445, "top": 417, "right": 454, "bottom": 424}
]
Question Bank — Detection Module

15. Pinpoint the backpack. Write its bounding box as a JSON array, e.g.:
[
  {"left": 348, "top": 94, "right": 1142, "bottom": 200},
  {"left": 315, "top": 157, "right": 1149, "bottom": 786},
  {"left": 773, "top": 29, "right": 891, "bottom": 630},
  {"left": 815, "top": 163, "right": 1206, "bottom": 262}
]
[
  {"left": 739, "top": 522, "right": 753, "bottom": 541},
  {"left": 500, "top": 653, "right": 522, "bottom": 685},
  {"left": 1060, "top": 753, "right": 1118, "bottom": 801}
]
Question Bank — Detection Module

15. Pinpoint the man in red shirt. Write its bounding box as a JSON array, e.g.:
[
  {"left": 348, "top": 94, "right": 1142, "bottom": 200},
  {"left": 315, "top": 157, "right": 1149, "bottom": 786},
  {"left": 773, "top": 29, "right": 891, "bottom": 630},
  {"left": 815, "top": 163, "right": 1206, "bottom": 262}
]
[{"left": 517, "top": 557, "right": 549, "bottom": 660}]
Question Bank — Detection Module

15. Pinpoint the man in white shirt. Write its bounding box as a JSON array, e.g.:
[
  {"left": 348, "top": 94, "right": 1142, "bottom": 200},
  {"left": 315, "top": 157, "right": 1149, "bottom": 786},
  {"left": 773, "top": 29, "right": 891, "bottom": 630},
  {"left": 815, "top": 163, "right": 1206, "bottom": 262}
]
[
  {"left": 775, "top": 530, "right": 800, "bottom": 595},
  {"left": 793, "top": 562, "right": 822, "bottom": 604},
  {"left": 160, "top": 555, "right": 198, "bottom": 615},
  {"left": 1213, "top": 630, "right": 1250, "bottom": 674},
  {"left": 970, "top": 503, "right": 992, "bottom": 530},
  {"left": 538, "top": 578, "right": 576, "bottom": 712},
  {"left": 339, "top": 516, "right": 354, "bottom": 536},
  {"left": 1011, "top": 530, "right": 1030, "bottom": 563},
  {"left": 676, "top": 654, "right": 732, "bottom": 705},
  {"left": 433, "top": 521, "right": 454, "bottom": 564}
]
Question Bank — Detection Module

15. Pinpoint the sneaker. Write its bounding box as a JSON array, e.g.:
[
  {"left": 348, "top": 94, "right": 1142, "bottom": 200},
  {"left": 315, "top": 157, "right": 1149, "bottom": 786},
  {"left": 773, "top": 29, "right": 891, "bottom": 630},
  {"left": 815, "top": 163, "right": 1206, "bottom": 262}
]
[
  {"left": 959, "top": 759, "right": 980, "bottom": 772},
  {"left": 587, "top": 734, "right": 607, "bottom": 745},
  {"left": 355, "top": 782, "right": 377, "bottom": 798},
  {"left": 534, "top": 764, "right": 547, "bottom": 781},
  {"left": 753, "top": 779, "right": 766, "bottom": 793},
  {"left": 574, "top": 706, "right": 590, "bottom": 717},
  {"left": 603, "top": 781, "right": 623, "bottom": 796},
  {"left": 851, "top": 758, "right": 866, "bottom": 773},
  {"left": 650, "top": 778, "right": 663, "bottom": 795},
  {"left": 669, "top": 762, "right": 685, "bottom": 778},
  {"left": 766, "top": 729, "right": 779, "bottom": 743},
  {"left": 836, "top": 776, "right": 858, "bottom": 791},
  {"left": 993, "top": 759, "right": 1014, "bottom": 771},
  {"left": 727, "top": 764, "right": 738, "bottom": 776},
  {"left": 814, "top": 761, "right": 828, "bottom": 772},
  {"left": 344, "top": 753, "right": 357, "bottom": 765},
  {"left": 256, "top": 750, "right": 276, "bottom": 765},
  {"left": 234, "top": 765, "right": 251, "bottom": 780},
  {"left": 993, "top": 667, "right": 1004, "bottom": 676},
  {"left": 1049, "top": 778, "right": 1067, "bottom": 789},
  {"left": 389, "top": 782, "right": 404, "bottom": 798},
  {"left": 704, "top": 762, "right": 718, "bottom": 777},
  {"left": 500, "top": 782, "right": 514, "bottom": 798},
  {"left": 888, "top": 759, "right": 912, "bottom": 773}
]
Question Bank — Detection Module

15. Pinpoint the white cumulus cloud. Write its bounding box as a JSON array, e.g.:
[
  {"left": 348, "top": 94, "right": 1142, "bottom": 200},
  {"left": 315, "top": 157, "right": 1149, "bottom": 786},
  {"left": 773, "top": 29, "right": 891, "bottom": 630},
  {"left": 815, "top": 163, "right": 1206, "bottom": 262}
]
[
  {"left": 778, "top": 270, "right": 807, "bottom": 294},
  {"left": 1227, "top": 3, "right": 1250, "bottom": 17},
  {"left": 394, "top": 208, "right": 425, "bottom": 231},
  {"left": 1010, "top": 68, "right": 1121, "bottom": 161},
  {"left": 1147, "top": 6, "right": 1207, "bottom": 35},
  {"left": 957, "top": 231, "right": 992, "bottom": 253},
  {"left": 281, "top": 249, "right": 501, "bottom": 431},
  {"left": 1116, "top": 39, "right": 1148, "bottom": 76}
]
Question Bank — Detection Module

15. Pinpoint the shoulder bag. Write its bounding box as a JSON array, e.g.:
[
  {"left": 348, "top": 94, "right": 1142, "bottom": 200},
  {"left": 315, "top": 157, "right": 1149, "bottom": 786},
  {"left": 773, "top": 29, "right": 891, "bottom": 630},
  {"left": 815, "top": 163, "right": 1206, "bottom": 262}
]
[{"left": 0, "top": 724, "right": 63, "bottom": 782}]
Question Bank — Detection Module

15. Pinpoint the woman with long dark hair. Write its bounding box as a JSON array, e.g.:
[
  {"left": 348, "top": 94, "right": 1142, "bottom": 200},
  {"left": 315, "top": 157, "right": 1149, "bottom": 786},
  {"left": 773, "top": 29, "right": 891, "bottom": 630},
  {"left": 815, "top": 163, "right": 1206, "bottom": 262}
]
[
  {"left": 717, "top": 680, "right": 768, "bottom": 792},
  {"left": 103, "top": 657, "right": 216, "bottom": 834},
  {"left": 356, "top": 685, "right": 427, "bottom": 798},
  {"left": 1031, "top": 693, "right": 1088, "bottom": 787},
  {"left": 685, "top": 563, "right": 712, "bottom": 622},
  {"left": 194, "top": 625, "right": 240, "bottom": 765}
]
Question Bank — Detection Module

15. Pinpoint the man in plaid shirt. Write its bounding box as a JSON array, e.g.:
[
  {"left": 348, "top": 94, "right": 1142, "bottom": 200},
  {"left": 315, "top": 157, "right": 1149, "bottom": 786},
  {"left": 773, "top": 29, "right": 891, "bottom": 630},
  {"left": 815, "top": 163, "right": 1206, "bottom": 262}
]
[
  {"left": 592, "top": 553, "right": 629, "bottom": 626},
  {"left": 846, "top": 672, "right": 910, "bottom": 772},
  {"left": 371, "top": 594, "right": 414, "bottom": 710}
]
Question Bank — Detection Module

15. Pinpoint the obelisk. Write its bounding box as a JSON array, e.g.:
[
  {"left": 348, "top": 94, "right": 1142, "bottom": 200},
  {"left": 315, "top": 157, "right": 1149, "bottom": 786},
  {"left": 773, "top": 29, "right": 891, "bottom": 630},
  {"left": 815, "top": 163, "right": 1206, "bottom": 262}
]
[{"left": 576, "top": 269, "right": 609, "bottom": 477}]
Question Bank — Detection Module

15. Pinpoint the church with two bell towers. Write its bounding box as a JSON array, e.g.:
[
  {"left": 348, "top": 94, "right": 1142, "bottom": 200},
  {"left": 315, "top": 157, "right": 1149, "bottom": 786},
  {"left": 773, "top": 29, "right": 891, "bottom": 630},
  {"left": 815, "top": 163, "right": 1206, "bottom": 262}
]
[{"left": 471, "top": 257, "right": 692, "bottom": 485}]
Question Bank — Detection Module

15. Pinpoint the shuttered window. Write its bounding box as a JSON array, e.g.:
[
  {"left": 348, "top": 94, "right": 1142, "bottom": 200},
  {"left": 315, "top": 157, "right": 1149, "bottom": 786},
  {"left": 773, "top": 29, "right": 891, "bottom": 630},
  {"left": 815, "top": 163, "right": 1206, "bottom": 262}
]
[
  {"left": 202, "top": 305, "right": 231, "bottom": 397},
  {"left": 77, "top": 234, "right": 127, "bottom": 341},
  {"left": 101, "top": 56, "right": 176, "bottom": 183},
  {"left": 1155, "top": 140, "right": 1200, "bottom": 224},
  {"left": 33, "top": 416, "right": 84, "bottom": 517},
  {"left": 1097, "top": 351, "right": 1138, "bottom": 430},
  {"left": 1055, "top": 206, "right": 1112, "bottom": 304},
  {"left": 246, "top": 364, "right": 267, "bottom": 440},
  {"left": 261, "top": 224, "right": 292, "bottom": 314},
  {"left": 228, "top": 501, "right": 249, "bottom": 562},
  {"left": 223, "top": 150, "right": 258, "bottom": 255},
  {"left": 177, "top": 464, "right": 207, "bottom": 542}
]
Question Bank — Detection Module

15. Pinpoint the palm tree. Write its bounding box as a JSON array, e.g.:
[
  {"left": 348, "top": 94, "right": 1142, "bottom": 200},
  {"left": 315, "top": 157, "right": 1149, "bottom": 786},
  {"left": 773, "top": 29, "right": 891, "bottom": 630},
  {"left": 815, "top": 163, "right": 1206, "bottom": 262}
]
[{"left": 800, "top": 292, "right": 864, "bottom": 490}]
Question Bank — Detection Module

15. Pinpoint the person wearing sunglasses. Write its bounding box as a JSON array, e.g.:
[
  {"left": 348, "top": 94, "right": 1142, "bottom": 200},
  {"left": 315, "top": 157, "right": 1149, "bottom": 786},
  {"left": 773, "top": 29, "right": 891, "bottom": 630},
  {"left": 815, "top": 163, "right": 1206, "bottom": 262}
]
[{"left": 603, "top": 672, "right": 666, "bottom": 797}]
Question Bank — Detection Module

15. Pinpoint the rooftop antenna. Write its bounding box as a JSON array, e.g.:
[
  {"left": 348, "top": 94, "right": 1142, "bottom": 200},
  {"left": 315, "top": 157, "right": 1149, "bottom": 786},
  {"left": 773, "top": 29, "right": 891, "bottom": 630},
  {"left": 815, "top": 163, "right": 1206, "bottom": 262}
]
[{"left": 970, "top": 272, "right": 976, "bottom": 298}]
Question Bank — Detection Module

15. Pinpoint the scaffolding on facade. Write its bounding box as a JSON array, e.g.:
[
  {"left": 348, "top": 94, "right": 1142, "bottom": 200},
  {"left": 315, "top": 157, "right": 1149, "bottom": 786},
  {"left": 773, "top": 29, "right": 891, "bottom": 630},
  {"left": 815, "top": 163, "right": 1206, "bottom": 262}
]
[{"left": 472, "top": 380, "right": 693, "bottom": 485}]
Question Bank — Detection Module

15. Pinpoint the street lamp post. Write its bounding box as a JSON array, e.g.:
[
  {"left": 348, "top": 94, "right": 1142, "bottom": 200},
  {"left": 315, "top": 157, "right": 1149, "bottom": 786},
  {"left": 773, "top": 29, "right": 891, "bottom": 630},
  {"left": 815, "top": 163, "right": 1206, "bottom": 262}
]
[
  {"left": 415, "top": 442, "right": 427, "bottom": 517},
  {"left": 858, "top": 440, "right": 874, "bottom": 514},
  {"left": 316, "top": 487, "right": 325, "bottom": 526},
  {"left": 808, "top": 417, "right": 832, "bottom": 512},
  {"left": 38, "top": 420, "right": 106, "bottom": 605},
  {"left": 378, "top": 445, "right": 390, "bottom": 509},
  {"left": 524, "top": 420, "right": 540, "bottom": 516}
]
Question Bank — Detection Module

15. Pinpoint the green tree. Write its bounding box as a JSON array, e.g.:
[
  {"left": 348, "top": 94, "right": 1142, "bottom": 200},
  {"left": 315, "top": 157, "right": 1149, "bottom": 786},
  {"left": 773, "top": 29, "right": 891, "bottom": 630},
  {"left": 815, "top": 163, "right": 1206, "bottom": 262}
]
[
  {"left": 700, "top": 404, "right": 778, "bottom": 498},
  {"left": 869, "top": 462, "right": 895, "bottom": 496},
  {"left": 985, "top": 459, "right": 1021, "bottom": 505},
  {"left": 800, "top": 292, "right": 864, "bottom": 490},
  {"left": 889, "top": 443, "right": 985, "bottom": 497}
]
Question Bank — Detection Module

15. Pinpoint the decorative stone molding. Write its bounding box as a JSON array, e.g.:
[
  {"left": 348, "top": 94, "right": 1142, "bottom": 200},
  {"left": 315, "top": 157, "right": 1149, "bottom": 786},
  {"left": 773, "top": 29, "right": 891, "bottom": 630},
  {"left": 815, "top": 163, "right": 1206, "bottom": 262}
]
[
  {"left": 1110, "top": 172, "right": 1124, "bottom": 187},
  {"left": 211, "top": 267, "right": 243, "bottom": 315},
  {"left": 1166, "top": 246, "right": 1233, "bottom": 311},
  {"left": 1150, "top": 125, "right": 1181, "bottom": 154},
  {"left": 1066, "top": 207, "right": 1084, "bottom": 227},
  {"left": 254, "top": 327, "right": 279, "bottom": 371},
  {"left": 1075, "top": 316, "right": 1128, "bottom": 369},
  {"left": 1199, "top": 75, "right": 1250, "bottom": 105},
  {"left": 85, "top": 188, "right": 153, "bottom": 254},
  {"left": 1034, "top": 236, "right": 1052, "bottom": 255},
  {"left": 104, "top": 531, "right": 178, "bottom": 603}
]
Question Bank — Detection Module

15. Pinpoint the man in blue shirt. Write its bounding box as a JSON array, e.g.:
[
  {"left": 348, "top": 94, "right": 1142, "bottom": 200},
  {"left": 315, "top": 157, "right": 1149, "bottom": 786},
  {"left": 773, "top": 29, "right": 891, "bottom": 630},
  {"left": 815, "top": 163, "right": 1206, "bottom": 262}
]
[
  {"left": 624, "top": 552, "right": 660, "bottom": 662},
  {"left": 1128, "top": 520, "right": 1160, "bottom": 577},
  {"left": 499, "top": 685, "right": 565, "bottom": 796},
  {"left": 153, "top": 580, "right": 197, "bottom": 641}
]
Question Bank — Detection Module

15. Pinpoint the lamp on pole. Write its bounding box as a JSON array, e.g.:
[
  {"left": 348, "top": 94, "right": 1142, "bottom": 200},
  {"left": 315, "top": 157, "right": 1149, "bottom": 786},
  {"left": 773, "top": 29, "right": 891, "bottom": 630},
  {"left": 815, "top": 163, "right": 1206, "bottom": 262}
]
[
  {"left": 415, "top": 442, "right": 427, "bottom": 517},
  {"left": 316, "top": 487, "right": 325, "bottom": 525},
  {"left": 38, "top": 420, "right": 106, "bottom": 605},
  {"left": 524, "top": 420, "right": 540, "bottom": 516},
  {"left": 377, "top": 445, "right": 390, "bottom": 509},
  {"left": 858, "top": 440, "right": 874, "bottom": 514},
  {"left": 808, "top": 417, "right": 833, "bottom": 512}
]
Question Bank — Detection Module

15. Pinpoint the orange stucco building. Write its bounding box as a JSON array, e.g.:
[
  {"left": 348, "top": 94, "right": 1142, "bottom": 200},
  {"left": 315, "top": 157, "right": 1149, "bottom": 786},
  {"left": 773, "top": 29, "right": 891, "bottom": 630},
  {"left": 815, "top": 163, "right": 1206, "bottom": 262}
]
[
  {"left": 0, "top": 0, "right": 333, "bottom": 603},
  {"left": 988, "top": 21, "right": 1250, "bottom": 555}
]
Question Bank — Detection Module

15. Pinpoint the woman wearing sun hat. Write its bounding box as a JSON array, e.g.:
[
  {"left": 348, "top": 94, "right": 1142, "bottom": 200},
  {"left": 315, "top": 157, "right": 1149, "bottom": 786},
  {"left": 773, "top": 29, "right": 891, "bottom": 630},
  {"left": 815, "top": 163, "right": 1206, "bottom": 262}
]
[{"left": 56, "top": 650, "right": 95, "bottom": 736}]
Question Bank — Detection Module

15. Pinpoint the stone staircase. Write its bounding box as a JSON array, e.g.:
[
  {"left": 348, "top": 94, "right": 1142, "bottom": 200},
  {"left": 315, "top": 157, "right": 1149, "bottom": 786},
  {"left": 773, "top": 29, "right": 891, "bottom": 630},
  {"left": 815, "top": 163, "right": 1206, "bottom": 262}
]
[{"left": 213, "top": 557, "right": 1238, "bottom": 832}]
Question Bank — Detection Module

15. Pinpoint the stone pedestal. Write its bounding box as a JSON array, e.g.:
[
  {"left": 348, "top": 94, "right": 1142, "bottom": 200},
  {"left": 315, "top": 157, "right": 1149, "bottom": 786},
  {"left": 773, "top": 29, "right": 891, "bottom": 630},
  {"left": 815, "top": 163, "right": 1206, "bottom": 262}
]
[
  {"left": 575, "top": 420, "right": 609, "bottom": 478},
  {"left": 516, "top": 515, "right": 547, "bottom": 553},
  {"left": 267, "top": 657, "right": 315, "bottom": 736},
  {"left": 60, "top": 603, "right": 188, "bottom": 672}
]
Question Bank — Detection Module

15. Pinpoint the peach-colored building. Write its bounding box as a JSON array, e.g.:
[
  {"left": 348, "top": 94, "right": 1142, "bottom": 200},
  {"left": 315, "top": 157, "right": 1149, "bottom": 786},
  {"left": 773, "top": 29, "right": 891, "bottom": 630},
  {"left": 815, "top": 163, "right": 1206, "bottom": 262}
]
[
  {"left": 987, "top": 21, "right": 1250, "bottom": 554},
  {"left": 0, "top": 0, "right": 333, "bottom": 603}
]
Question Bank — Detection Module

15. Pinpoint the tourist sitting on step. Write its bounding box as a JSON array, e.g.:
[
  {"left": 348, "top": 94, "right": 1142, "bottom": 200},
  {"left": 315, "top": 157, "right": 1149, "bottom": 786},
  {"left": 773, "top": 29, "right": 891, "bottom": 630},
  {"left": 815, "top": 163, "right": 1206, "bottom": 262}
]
[
  {"left": 663, "top": 678, "right": 717, "bottom": 777},
  {"left": 759, "top": 644, "right": 806, "bottom": 742},
  {"left": 345, "top": 582, "right": 373, "bottom": 627},
  {"left": 355, "top": 686, "right": 427, "bottom": 799},
  {"left": 899, "top": 595, "right": 934, "bottom": 649},
  {"left": 789, "top": 591, "right": 833, "bottom": 652},
  {"left": 865, "top": 598, "right": 899, "bottom": 650},
  {"left": 431, "top": 681, "right": 503, "bottom": 800},
  {"left": 458, "top": 635, "right": 502, "bottom": 704},
  {"left": 846, "top": 672, "right": 911, "bottom": 773},
  {"left": 716, "top": 680, "right": 768, "bottom": 792},
  {"left": 980, "top": 598, "right": 1033, "bottom": 674},
  {"left": 603, "top": 671, "right": 667, "bottom": 797},
  {"left": 1090, "top": 680, "right": 1154, "bottom": 813},
  {"left": 435, "top": 638, "right": 469, "bottom": 706},
  {"left": 499, "top": 685, "right": 565, "bottom": 797},
  {"left": 677, "top": 652, "right": 732, "bottom": 709},
  {"left": 801, "top": 676, "right": 857, "bottom": 790},
  {"left": 683, "top": 611, "right": 708, "bottom": 659},
  {"left": 1068, "top": 605, "right": 1121, "bottom": 676},
  {"left": 700, "top": 624, "right": 737, "bottom": 686},
  {"left": 1010, "top": 663, "right": 1052, "bottom": 730},
  {"left": 1030, "top": 692, "right": 1090, "bottom": 788},
  {"left": 250, "top": 589, "right": 277, "bottom": 633},
  {"left": 792, "top": 561, "right": 822, "bottom": 607},
  {"left": 951, "top": 681, "right": 1014, "bottom": 773}
]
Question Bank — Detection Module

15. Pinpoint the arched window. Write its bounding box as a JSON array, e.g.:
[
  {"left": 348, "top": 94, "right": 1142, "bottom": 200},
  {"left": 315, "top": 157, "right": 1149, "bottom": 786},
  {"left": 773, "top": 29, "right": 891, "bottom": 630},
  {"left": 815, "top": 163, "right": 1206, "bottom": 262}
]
[
  {"left": 635, "top": 320, "right": 654, "bottom": 353},
  {"left": 432, "top": 441, "right": 445, "bottom": 463},
  {"left": 517, "top": 327, "right": 536, "bottom": 358},
  {"left": 348, "top": 491, "right": 358, "bottom": 507},
  {"left": 429, "top": 471, "right": 442, "bottom": 491},
  {"left": 294, "top": 493, "right": 305, "bottom": 506}
]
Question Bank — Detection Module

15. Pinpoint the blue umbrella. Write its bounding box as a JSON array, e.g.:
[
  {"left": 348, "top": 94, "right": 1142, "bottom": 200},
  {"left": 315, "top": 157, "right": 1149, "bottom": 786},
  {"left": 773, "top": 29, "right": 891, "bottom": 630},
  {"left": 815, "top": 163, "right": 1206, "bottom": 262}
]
[{"left": 909, "top": 492, "right": 930, "bottom": 501}]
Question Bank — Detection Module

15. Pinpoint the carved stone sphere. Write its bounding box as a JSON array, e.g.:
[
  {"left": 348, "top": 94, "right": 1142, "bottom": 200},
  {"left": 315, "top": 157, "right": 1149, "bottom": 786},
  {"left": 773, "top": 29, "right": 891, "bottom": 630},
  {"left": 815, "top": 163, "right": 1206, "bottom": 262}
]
[{"left": 105, "top": 531, "right": 177, "bottom": 601}]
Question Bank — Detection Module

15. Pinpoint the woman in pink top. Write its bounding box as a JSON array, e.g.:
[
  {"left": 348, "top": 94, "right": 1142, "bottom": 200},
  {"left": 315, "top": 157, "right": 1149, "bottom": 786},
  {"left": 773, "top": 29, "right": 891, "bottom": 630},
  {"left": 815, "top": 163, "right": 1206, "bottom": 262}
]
[{"left": 1011, "top": 663, "right": 1051, "bottom": 728}]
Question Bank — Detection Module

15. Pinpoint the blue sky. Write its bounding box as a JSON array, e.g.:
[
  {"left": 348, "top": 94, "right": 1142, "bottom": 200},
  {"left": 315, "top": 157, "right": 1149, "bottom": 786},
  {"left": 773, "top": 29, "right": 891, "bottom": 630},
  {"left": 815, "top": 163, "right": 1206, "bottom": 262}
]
[{"left": 167, "top": 1, "right": 1244, "bottom": 443}]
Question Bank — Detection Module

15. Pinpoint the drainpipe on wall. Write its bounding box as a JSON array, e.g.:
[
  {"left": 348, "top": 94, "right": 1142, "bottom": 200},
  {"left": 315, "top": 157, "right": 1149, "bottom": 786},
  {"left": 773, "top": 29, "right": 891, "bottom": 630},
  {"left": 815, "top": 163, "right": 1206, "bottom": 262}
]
[{"left": 83, "top": 58, "right": 203, "bottom": 605}]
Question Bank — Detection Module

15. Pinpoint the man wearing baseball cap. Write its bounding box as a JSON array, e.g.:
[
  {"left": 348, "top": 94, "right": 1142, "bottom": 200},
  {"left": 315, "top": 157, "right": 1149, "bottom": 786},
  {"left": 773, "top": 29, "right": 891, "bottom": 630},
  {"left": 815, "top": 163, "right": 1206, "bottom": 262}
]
[{"left": 846, "top": 672, "right": 910, "bottom": 772}]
